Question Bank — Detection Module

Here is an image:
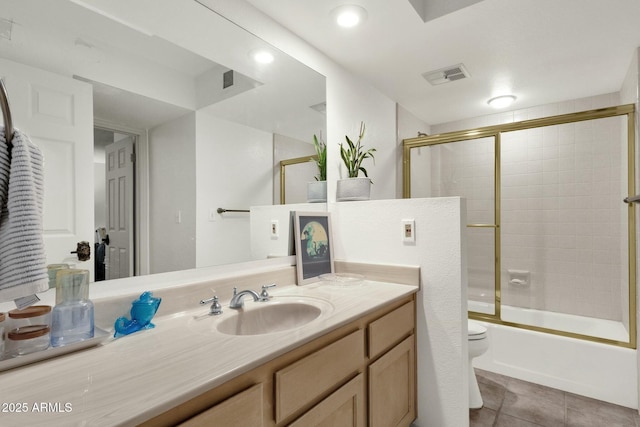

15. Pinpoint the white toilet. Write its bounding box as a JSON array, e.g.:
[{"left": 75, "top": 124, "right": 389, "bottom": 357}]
[{"left": 468, "top": 319, "right": 489, "bottom": 409}]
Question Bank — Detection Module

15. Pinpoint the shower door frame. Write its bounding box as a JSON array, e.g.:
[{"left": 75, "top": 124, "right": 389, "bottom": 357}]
[{"left": 403, "top": 104, "right": 637, "bottom": 348}]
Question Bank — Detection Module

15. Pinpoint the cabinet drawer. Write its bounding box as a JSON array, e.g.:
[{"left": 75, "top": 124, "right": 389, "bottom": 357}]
[
  {"left": 368, "top": 301, "right": 414, "bottom": 359},
  {"left": 275, "top": 329, "right": 365, "bottom": 423},
  {"left": 288, "top": 373, "right": 365, "bottom": 427},
  {"left": 179, "top": 383, "right": 263, "bottom": 427}
]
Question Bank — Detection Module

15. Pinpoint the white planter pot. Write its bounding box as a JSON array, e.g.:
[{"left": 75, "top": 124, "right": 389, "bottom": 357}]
[
  {"left": 307, "top": 181, "right": 327, "bottom": 203},
  {"left": 336, "top": 177, "right": 371, "bottom": 202}
]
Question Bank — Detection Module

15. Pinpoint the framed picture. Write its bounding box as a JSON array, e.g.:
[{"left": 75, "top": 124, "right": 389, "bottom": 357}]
[{"left": 294, "top": 211, "right": 334, "bottom": 285}]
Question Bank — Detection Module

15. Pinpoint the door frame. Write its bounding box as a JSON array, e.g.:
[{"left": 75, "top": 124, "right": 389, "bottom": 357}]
[{"left": 94, "top": 118, "right": 150, "bottom": 277}]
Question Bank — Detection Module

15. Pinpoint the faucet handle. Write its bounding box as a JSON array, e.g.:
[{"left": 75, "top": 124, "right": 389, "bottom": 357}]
[
  {"left": 200, "top": 295, "right": 223, "bottom": 315},
  {"left": 259, "top": 283, "right": 276, "bottom": 301}
]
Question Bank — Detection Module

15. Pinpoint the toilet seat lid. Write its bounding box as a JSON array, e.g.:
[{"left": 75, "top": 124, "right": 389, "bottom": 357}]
[{"left": 468, "top": 319, "right": 487, "bottom": 338}]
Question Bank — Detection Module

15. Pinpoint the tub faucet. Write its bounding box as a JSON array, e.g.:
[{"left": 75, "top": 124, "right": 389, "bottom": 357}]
[{"left": 229, "top": 287, "right": 260, "bottom": 309}]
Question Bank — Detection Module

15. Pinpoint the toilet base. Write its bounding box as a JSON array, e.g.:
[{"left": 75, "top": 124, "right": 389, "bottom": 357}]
[{"left": 469, "top": 364, "right": 483, "bottom": 409}]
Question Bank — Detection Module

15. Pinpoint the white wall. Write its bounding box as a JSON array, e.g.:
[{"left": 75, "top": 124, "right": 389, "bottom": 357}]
[
  {"left": 195, "top": 112, "right": 273, "bottom": 268},
  {"left": 148, "top": 112, "right": 197, "bottom": 273},
  {"left": 330, "top": 198, "right": 468, "bottom": 427}
]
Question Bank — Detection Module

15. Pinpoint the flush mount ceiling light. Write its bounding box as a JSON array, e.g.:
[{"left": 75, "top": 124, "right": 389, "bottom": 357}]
[
  {"left": 331, "top": 4, "right": 368, "bottom": 28},
  {"left": 487, "top": 95, "right": 516, "bottom": 109},
  {"left": 251, "top": 49, "right": 274, "bottom": 64}
]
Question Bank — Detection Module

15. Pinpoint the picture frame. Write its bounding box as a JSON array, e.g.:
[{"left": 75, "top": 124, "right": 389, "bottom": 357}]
[{"left": 294, "top": 211, "right": 334, "bottom": 285}]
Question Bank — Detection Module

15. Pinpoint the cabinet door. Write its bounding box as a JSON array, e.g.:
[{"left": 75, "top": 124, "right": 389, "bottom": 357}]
[
  {"left": 369, "top": 335, "right": 415, "bottom": 427},
  {"left": 178, "top": 383, "right": 263, "bottom": 427},
  {"left": 288, "top": 374, "right": 365, "bottom": 427}
]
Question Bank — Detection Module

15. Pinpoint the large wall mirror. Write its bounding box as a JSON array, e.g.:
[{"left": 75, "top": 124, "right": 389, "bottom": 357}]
[{"left": 0, "top": 0, "right": 326, "bottom": 282}]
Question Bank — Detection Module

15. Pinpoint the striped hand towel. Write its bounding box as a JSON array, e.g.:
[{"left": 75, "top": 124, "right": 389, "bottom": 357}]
[{"left": 0, "top": 127, "right": 48, "bottom": 302}]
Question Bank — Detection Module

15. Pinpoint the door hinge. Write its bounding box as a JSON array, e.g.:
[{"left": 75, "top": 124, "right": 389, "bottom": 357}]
[{"left": 130, "top": 152, "right": 136, "bottom": 163}]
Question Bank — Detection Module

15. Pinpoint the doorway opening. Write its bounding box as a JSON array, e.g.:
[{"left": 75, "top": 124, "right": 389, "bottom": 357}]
[{"left": 93, "top": 126, "right": 138, "bottom": 281}]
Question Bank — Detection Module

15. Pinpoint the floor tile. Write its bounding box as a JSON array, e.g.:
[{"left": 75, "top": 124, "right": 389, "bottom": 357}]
[
  {"left": 478, "top": 379, "right": 506, "bottom": 411},
  {"left": 565, "top": 392, "right": 636, "bottom": 425},
  {"left": 566, "top": 408, "right": 635, "bottom": 427},
  {"left": 506, "top": 377, "right": 565, "bottom": 405},
  {"left": 476, "top": 368, "right": 511, "bottom": 387},
  {"left": 495, "top": 413, "right": 546, "bottom": 427},
  {"left": 500, "top": 390, "right": 565, "bottom": 426},
  {"left": 470, "top": 407, "right": 497, "bottom": 427}
]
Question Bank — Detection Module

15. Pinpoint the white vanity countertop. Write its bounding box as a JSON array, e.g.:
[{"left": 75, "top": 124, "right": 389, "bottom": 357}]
[{"left": 0, "top": 280, "right": 417, "bottom": 426}]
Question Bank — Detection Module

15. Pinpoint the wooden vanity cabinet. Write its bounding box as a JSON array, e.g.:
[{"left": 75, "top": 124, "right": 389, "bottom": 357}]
[
  {"left": 368, "top": 301, "right": 416, "bottom": 427},
  {"left": 141, "top": 295, "right": 416, "bottom": 427},
  {"left": 178, "top": 383, "right": 264, "bottom": 427}
]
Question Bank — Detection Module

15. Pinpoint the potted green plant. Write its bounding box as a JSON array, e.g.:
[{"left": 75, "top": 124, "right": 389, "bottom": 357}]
[
  {"left": 337, "top": 121, "right": 376, "bottom": 201},
  {"left": 307, "top": 133, "right": 327, "bottom": 202}
]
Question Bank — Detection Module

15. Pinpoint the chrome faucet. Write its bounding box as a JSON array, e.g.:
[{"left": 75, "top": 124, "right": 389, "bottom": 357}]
[
  {"left": 229, "top": 287, "right": 260, "bottom": 309},
  {"left": 228, "top": 284, "right": 277, "bottom": 309}
]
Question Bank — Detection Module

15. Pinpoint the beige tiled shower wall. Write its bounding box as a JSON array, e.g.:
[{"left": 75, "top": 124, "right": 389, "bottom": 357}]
[{"left": 429, "top": 93, "right": 627, "bottom": 321}]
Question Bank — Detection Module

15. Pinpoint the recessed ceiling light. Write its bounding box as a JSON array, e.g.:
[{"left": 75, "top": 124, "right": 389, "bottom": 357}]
[
  {"left": 251, "top": 49, "right": 274, "bottom": 64},
  {"left": 331, "top": 4, "right": 367, "bottom": 28},
  {"left": 487, "top": 95, "right": 516, "bottom": 109}
]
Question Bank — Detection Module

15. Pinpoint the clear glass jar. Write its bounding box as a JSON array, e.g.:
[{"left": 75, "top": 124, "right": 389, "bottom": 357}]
[
  {"left": 51, "top": 269, "right": 94, "bottom": 347},
  {"left": 6, "top": 325, "right": 50, "bottom": 356},
  {"left": 8, "top": 305, "right": 52, "bottom": 330}
]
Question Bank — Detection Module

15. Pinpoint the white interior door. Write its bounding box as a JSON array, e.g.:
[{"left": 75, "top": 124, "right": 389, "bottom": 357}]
[
  {"left": 105, "top": 136, "right": 134, "bottom": 280},
  {"left": 0, "top": 58, "right": 94, "bottom": 280}
]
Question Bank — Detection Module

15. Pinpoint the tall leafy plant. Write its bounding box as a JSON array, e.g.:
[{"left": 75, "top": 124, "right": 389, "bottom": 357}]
[
  {"left": 312, "top": 133, "right": 326, "bottom": 181},
  {"left": 340, "top": 122, "right": 376, "bottom": 178}
]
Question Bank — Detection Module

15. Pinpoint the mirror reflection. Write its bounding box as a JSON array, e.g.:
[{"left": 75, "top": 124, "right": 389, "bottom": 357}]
[{"left": 0, "top": 0, "right": 326, "bottom": 282}]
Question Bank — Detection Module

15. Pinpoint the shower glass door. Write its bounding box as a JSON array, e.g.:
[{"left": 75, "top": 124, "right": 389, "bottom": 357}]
[
  {"left": 500, "top": 115, "right": 631, "bottom": 342},
  {"left": 407, "top": 136, "right": 498, "bottom": 316},
  {"left": 403, "top": 104, "right": 636, "bottom": 348}
]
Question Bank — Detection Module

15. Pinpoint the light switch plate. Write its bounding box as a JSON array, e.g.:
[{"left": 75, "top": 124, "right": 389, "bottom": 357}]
[
  {"left": 270, "top": 220, "right": 279, "bottom": 239},
  {"left": 402, "top": 219, "right": 415, "bottom": 243}
]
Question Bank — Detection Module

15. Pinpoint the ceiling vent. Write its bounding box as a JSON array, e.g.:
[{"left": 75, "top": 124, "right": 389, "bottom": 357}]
[
  {"left": 223, "top": 70, "right": 234, "bottom": 89},
  {"left": 310, "top": 101, "right": 327, "bottom": 115},
  {"left": 422, "top": 63, "right": 470, "bottom": 85}
]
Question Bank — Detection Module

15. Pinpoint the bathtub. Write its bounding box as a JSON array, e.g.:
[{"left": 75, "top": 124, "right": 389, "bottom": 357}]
[{"left": 469, "top": 301, "right": 638, "bottom": 409}]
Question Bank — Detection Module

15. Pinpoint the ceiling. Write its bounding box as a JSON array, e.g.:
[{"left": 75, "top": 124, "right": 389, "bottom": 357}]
[{"left": 246, "top": 0, "right": 640, "bottom": 126}]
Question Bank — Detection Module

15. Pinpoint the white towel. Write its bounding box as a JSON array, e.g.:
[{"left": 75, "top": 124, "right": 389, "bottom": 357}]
[{"left": 0, "top": 127, "right": 48, "bottom": 302}]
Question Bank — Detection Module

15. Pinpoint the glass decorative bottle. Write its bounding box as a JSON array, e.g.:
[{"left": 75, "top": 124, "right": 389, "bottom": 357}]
[{"left": 51, "top": 269, "right": 94, "bottom": 347}]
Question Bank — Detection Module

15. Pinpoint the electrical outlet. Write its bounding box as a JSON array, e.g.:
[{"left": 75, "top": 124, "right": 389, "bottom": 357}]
[
  {"left": 402, "top": 219, "right": 415, "bottom": 243},
  {"left": 270, "top": 220, "right": 279, "bottom": 239}
]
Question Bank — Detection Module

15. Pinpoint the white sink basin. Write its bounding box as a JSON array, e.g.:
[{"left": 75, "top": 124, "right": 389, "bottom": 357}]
[{"left": 189, "top": 296, "right": 333, "bottom": 336}]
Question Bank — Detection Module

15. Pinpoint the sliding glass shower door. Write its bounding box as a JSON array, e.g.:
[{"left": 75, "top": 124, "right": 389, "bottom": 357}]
[{"left": 403, "top": 104, "right": 636, "bottom": 348}]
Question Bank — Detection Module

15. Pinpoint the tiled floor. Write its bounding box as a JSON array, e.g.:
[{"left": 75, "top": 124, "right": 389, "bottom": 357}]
[{"left": 470, "top": 369, "right": 640, "bottom": 427}]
